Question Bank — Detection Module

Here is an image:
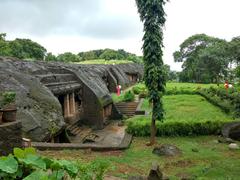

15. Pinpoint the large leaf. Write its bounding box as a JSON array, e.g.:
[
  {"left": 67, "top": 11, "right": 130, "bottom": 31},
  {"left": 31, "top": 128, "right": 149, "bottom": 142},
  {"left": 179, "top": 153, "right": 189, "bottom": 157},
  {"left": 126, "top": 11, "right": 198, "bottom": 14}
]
[
  {"left": 24, "top": 147, "right": 36, "bottom": 156},
  {"left": 21, "top": 154, "right": 46, "bottom": 170},
  {"left": 23, "top": 170, "right": 48, "bottom": 180},
  {"left": 14, "top": 147, "right": 36, "bottom": 159},
  {"left": 13, "top": 148, "right": 25, "bottom": 159},
  {"left": 0, "top": 155, "right": 18, "bottom": 174},
  {"left": 58, "top": 160, "right": 78, "bottom": 177}
]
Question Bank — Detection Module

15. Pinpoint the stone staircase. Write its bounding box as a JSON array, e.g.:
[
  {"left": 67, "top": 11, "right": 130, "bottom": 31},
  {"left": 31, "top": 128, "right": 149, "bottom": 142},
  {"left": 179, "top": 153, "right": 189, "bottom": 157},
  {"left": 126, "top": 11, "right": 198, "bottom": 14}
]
[
  {"left": 33, "top": 67, "right": 81, "bottom": 95},
  {"left": 115, "top": 102, "right": 138, "bottom": 117},
  {"left": 66, "top": 121, "right": 83, "bottom": 136}
]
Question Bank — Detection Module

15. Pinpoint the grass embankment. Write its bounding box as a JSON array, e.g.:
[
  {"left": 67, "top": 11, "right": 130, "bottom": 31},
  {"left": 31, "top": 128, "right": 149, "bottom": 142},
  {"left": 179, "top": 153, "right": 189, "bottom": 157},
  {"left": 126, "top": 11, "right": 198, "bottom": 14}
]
[
  {"left": 40, "top": 136, "right": 240, "bottom": 179},
  {"left": 127, "top": 95, "right": 235, "bottom": 136},
  {"left": 75, "top": 59, "right": 133, "bottom": 65}
]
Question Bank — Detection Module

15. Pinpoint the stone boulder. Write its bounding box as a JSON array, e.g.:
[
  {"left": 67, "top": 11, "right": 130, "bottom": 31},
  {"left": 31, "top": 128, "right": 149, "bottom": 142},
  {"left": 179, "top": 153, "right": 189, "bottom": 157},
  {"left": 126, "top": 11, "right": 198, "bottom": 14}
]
[
  {"left": 228, "top": 143, "right": 240, "bottom": 150},
  {"left": 0, "top": 57, "right": 65, "bottom": 141},
  {"left": 152, "top": 144, "right": 182, "bottom": 156},
  {"left": 222, "top": 121, "right": 240, "bottom": 141}
]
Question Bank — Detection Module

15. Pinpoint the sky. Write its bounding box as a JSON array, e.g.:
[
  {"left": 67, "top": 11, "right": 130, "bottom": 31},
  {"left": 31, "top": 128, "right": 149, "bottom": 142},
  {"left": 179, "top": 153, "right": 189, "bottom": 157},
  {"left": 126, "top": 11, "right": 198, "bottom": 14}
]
[{"left": 0, "top": 0, "right": 240, "bottom": 71}]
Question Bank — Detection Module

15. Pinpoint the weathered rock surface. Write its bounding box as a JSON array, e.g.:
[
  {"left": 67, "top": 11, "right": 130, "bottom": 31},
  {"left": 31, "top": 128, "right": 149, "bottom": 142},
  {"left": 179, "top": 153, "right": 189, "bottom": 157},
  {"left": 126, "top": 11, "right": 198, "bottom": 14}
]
[
  {"left": 222, "top": 121, "right": 240, "bottom": 141},
  {"left": 0, "top": 121, "right": 22, "bottom": 156},
  {"left": 148, "top": 163, "right": 163, "bottom": 180},
  {"left": 0, "top": 58, "right": 65, "bottom": 141},
  {"left": 153, "top": 144, "right": 182, "bottom": 156}
]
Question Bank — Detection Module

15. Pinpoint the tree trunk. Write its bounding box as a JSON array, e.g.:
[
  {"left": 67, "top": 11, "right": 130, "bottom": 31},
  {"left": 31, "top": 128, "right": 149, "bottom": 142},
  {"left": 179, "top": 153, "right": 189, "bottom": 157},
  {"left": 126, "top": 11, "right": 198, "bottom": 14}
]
[{"left": 149, "top": 115, "right": 157, "bottom": 146}]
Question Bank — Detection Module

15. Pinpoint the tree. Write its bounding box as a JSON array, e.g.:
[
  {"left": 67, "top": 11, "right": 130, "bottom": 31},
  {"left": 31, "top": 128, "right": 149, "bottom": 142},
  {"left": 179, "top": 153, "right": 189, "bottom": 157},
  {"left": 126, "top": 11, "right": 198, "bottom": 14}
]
[
  {"left": 0, "top": 33, "right": 11, "bottom": 57},
  {"left": 57, "top": 52, "right": 80, "bottom": 62},
  {"left": 45, "top": 52, "right": 57, "bottom": 61},
  {"left": 136, "top": 0, "right": 167, "bottom": 145},
  {"left": 9, "top": 38, "right": 46, "bottom": 60},
  {"left": 228, "top": 36, "right": 240, "bottom": 64},
  {"left": 174, "top": 34, "right": 227, "bottom": 83},
  {"left": 99, "top": 49, "right": 123, "bottom": 60},
  {"left": 197, "top": 41, "right": 229, "bottom": 84}
]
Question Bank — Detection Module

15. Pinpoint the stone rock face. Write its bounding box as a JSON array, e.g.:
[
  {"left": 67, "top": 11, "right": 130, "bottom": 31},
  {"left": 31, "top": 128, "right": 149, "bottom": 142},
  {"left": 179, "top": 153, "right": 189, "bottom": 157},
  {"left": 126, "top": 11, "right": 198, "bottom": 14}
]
[
  {"left": 0, "top": 57, "right": 144, "bottom": 141},
  {"left": 222, "top": 121, "right": 240, "bottom": 141},
  {"left": 0, "top": 58, "right": 65, "bottom": 141},
  {"left": 152, "top": 144, "right": 182, "bottom": 156},
  {"left": 0, "top": 121, "right": 22, "bottom": 156}
]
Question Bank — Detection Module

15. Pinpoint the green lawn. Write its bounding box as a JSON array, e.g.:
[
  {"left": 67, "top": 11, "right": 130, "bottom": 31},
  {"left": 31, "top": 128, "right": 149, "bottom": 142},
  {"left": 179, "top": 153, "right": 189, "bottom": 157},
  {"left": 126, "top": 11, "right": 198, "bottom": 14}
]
[
  {"left": 75, "top": 59, "right": 133, "bottom": 65},
  {"left": 141, "top": 94, "right": 232, "bottom": 122},
  {"left": 40, "top": 136, "right": 240, "bottom": 179}
]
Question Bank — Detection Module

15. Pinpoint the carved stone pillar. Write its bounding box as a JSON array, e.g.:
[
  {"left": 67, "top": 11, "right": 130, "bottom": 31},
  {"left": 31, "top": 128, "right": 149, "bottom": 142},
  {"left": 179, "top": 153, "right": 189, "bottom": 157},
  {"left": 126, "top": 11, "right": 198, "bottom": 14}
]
[
  {"left": 64, "top": 94, "right": 70, "bottom": 119},
  {"left": 69, "top": 92, "right": 76, "bottom": 116}
]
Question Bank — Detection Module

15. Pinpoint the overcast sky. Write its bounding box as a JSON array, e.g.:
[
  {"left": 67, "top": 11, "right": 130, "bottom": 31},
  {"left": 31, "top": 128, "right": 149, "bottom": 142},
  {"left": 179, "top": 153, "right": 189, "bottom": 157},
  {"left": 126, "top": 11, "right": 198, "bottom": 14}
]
[{"left": 0, "top": 0, "right": 240, "bottom": 71}]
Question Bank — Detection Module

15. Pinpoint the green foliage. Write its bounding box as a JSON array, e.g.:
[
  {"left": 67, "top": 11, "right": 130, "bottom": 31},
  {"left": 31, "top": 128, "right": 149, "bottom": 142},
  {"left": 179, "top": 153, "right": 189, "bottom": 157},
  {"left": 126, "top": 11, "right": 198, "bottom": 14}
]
[
  {"left": 77, "top": 59, "right": 133, "bottom": 65},
  {"left": 132, "top": 83, "right": 147, "bottom": 95},
  {"left": 0, "top": 147, "right": 108, "bottom": 180},
  {"left": 0, "top": 91, "right": 16, "bottom": 108},
  {"left": 45, "top": 52, "right": 57, "bottom": 61},
  {"left": 174, "top": 34, "right": 230, "bottom": 83},
  {"left": 126, "top": 116, "right": 228, "bottom": 136},
  {"left": 57, "top": 52, "right": 80, "bottom": 62},
  {"left": 0, "top": 33, "right": 46, "bottom": 60},
  {"left": 136, "top": 0, "right": 167, "bottom": 122},
  {"left": 123, "top": 91, "right": 135, "bottom": 102},
  {"left": 78, "top": 48, "right": 142, "bottom": 63},
  {"left": 197, "top": 86, "right": 240, "bottom": 117}
]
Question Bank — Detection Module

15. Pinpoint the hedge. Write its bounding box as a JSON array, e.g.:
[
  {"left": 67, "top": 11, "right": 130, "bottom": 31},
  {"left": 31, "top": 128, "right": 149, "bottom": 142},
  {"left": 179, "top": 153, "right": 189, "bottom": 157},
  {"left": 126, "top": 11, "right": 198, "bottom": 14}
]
[{"left": 126, "top": 116, "right": 232, "bottom": 137}]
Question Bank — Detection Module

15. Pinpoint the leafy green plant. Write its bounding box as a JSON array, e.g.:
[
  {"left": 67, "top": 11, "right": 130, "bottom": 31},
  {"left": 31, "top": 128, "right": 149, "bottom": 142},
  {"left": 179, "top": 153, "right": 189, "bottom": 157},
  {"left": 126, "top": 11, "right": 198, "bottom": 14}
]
[
  {"left": 0, "top": 147, "right": 109, "bottom": 180},
  {"left": 0, "top": 91, "right": 16, "bottom": 109},
  {"left": 123, "top": 91, "right": 135, "bottom": 102}
]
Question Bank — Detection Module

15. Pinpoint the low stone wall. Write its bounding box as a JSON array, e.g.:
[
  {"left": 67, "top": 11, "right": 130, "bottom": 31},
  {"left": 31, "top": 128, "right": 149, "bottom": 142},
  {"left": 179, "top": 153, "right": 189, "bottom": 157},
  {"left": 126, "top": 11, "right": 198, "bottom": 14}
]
[{"left": 0, "top": 121, "right": 22, "bottom": 156}]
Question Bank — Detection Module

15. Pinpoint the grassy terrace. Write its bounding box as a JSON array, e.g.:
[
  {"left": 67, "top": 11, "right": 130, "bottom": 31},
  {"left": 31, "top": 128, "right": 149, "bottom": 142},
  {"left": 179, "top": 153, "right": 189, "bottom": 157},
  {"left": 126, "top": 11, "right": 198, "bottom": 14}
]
[
  {"left": 140, "top": 94, "right": 232, "bottom": 122},
  {"left": 75, "top": 59, "right": 133, "bottom": 65}
]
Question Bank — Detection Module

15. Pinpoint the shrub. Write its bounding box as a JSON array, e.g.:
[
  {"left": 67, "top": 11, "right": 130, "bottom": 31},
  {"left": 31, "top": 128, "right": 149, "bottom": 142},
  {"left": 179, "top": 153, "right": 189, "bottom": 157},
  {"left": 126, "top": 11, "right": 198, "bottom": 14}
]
[
  {"left": 197, "top": 87, "right": 240, "bottom": 117},
  {"left": 0, "top": 91, "right": 16, "bottom": 109},
  {"left": 126, "top": 116, "right": 231, "bottom": 137},
  {"left": 132, "top": 84, "right": 147, "bottom": 95},
  {"left": 123, "top": 91, "right": 135, "bottom": 102}
]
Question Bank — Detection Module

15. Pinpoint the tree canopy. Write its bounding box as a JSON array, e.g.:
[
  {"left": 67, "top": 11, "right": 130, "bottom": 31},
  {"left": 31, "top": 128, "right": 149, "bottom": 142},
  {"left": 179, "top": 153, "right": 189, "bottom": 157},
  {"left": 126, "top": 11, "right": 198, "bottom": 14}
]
[
  {"left": 0, "top": 33, "right": 46, "bottom": 60},
  {"left": 174, "top": 34, "right": 233, "bottom": 83}
]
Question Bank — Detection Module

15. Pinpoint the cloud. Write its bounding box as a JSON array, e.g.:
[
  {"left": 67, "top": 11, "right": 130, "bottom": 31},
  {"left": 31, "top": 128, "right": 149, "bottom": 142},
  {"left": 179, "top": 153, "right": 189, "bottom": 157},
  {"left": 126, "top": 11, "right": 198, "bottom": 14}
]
[{"left": 0, "top": 0, "right": 142, "bottom": 39}]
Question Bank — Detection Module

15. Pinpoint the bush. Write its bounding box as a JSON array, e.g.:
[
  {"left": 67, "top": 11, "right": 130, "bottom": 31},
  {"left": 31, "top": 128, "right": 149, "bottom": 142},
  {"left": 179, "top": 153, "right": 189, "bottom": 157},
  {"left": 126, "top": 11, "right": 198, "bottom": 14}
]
[
  {"left": 126, "top": 116, "right": 231, "bottom": 137},
  {"left": 0, "top": 147, "right": 108, "bottom": 180},
  {"left": 132, "top": 84, "right": 147, "bottom": 95},
  {"left": 123, "top": 91, "right": 135, "bottom": 102},
  {"left": 197, "top": 87, "right": 240, "bottom": 117}
]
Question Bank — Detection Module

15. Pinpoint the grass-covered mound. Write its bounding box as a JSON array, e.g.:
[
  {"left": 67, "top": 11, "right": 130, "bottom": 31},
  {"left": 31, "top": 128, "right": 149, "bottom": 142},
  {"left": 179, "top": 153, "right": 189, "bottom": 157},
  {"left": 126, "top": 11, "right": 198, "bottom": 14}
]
[
  {"left": 126, "top": 95, "right": 235, "bottom": 136},
  {"left": 75, "top": 59, "right": 133, "bottom": 65}
]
